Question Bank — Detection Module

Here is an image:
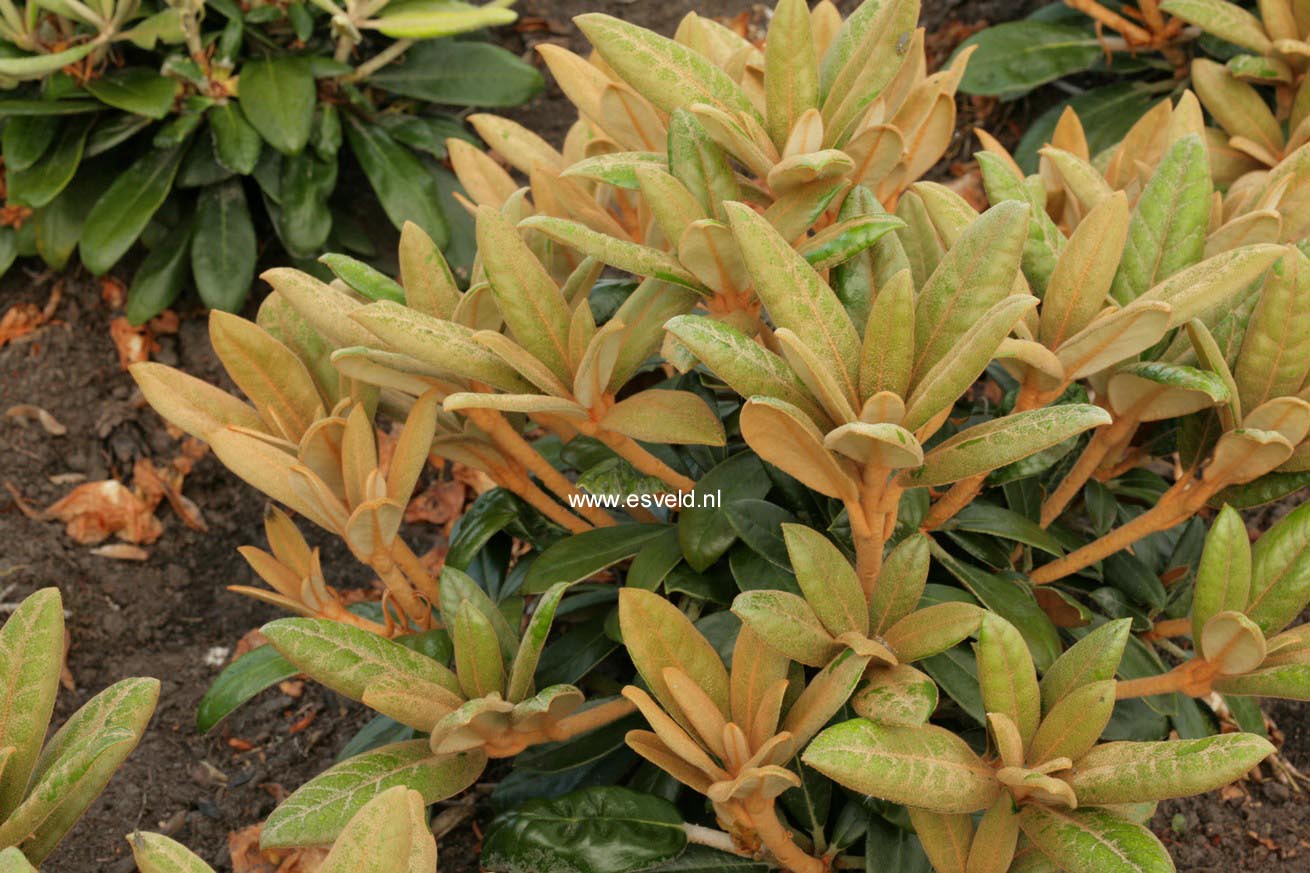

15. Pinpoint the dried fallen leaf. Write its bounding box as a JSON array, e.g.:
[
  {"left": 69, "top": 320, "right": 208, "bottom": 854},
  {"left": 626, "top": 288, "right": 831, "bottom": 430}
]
[
  {"left": 100, "top": 276, "right": 127, "bottom": 309},
  {"left": 90, "top": 543, "right": 151, "bottom": 561},
  {"left": 45, "top": 479, "right": 164, "bottom": 545},
  {"left": 405, "top": 479, "right": 468, "bottom": 528},
  {"left": 149, "top": 310, "right": 180, "bottom": 335},
  {"left": 452, "top": 463, "right": 497, "bottom": 494},
  {"left": 135, "top": 458, "right": 207, "bottom": 531},
  {"left": 229, "top": 823, "right": 327, "bottom": 873},
  {"left": 5, "top": 404, "right": 67, "bottom": 435},
  {"left": 234, "top": 628, "right": 270, "bottom": 659},
  {"left": 109, "top": 316, "right": 159, "bottom": 369},
  {"left": 278, "top": 679, "right": 304, "bottom": 699},
  {"left": 0, "top": 283, "right": 61, "bottom": 348}
]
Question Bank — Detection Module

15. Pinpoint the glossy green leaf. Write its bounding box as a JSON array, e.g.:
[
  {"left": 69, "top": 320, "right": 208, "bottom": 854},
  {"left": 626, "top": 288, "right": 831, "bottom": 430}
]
[
  {"left": 84, "top": 69, "right": 177, "bottom": 119},
  {"left": 80, "top": 145, "right": 185, "bottom": 275},
  {"left": 957, "top": 22, "right": 1101, "bottom": 98},
  {"left": 5, "top": 117, "right": 92, "bottom": 209},
  {"left": 238, "top": 57, "right": 315, "bottom": 155},
  {"left": 484, "top": 786, "right": 686, "bottom": 873},
  {"left": 345, "top": 116, "right": 448, "bottom": 246},
  {"left": 523, "top": 525, "right": 671, "bottom": 594},
  {"left": 191, "top": 179, "right": 257, "bottom": 312},
  {"left": 195, "top": 643, "right": 296, "bottom": 733},
  {"left": 369, "top": 41, "right": 543, "bottom": 107}
]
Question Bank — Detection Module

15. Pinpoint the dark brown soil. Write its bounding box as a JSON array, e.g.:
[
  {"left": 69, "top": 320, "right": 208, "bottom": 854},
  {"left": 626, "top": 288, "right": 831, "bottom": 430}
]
[{"left": 4, "top": 2, "right": 1306, "bottom": 872}]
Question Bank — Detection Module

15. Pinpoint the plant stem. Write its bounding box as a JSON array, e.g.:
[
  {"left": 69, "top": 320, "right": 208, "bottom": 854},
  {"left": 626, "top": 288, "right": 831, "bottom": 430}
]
[
  {"left": 391, "top": 537, "right": 442, "bottom": 604},
  {"left": 583, "top": 424, "right": 697, "bottom": 492},
  {"left": 1040, "top": 415, "right": 1128, "bottom": 527},
  {"left": 349, "top": 37, "right": 413, "bottom": 80},
  {"left": 1115, "top": 669, "right": 1188, "bottom": 699},
  {"left": 469, "top": 408, "right": 618, "bottom": 528},
  {"left": 1142, "top": 617, "right": 1192, "bottom": 640},
  {"left": 505, "top": 471, "right": 595, "bottom": 534},
  {"left": 683, "top": 825, "right": 740, "bottom": 855},
  {"left": 549, "top": 697, "right": 637, "bottom": 741},
  {"left": 1030, "top": 484, "right": 1190, "bottom": 584},
  {"left": 373, "top": 559, "right": 430, "bottom": 625},
  {"left": 747, "top": 799, "right": 825, "bottom": 873},
  {"left": 1065, "top": 0, "right": 1153, "bottom": 44},
  {"left": 922, "top": 473, "right": 986, "bottom": 530}
]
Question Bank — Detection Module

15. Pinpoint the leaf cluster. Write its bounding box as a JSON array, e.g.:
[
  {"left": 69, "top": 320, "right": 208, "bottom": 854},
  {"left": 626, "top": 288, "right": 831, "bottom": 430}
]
[{"left": 0, "top": 0, "right": 542, "bottom": 317}]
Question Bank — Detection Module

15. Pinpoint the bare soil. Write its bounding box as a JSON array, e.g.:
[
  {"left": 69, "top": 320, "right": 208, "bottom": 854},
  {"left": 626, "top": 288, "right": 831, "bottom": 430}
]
[{"left": 4, "top": 2, "right": 1306, "bottom": 872}]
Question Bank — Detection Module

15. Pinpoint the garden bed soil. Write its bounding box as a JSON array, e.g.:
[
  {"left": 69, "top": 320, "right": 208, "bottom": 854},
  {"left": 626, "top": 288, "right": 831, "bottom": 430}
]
[{"left": 4, "top": 1, "right": 1307, "bottom": 871}]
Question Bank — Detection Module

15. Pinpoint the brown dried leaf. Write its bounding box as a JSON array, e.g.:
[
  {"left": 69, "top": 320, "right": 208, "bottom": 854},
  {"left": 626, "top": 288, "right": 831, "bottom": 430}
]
[
  {"left": 109, "top": 316, "right": 159, "bottom": 369},
  {"left": 405, "top": 479, "right": 468, "bottom": 529},
  {"left": 0, "top": 283, "right": 61, "bottom": 348},
  {"left": 45, "top": 479, "right": 164, "bottom": 545},
  {"left": 4, "top": 404, "right": 67, "bottom": 435},
  {"left": 90, "top": 544, "right": 151, "bottom": 561},
  {"left": 228, "top": 823, "right": 328, "bottom": 873}
]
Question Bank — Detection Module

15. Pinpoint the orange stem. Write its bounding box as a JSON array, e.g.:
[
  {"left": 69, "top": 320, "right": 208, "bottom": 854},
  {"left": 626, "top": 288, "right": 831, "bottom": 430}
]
[
  {"left": 747, "top": 799, "right": 825, "bottom": 873},
  {"left": 922, "top": 474, "right": 987, "bottom": 530},
  {"left": 1142, "top": 617, "right": 1192, "bottom": 640},
  {"left": 1065, "top": 0, "right": 1154, "bottom": 44},
  {"left": 470, "top": 408, "right": 618, "bottom": 528},
  {"left": 1031, "top": 484, "right": 1190, "bottom": 584},
  {"left": 391, "top": 537, "right": 442, "bottom": 605}
]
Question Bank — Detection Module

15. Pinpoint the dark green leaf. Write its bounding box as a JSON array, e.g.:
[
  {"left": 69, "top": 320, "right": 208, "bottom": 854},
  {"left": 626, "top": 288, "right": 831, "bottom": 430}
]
[
  {"left": 344, "top": 115, "right": 448, "bottom": 247},
  {"left": 957, "top": 22, "right": 1102, "bottom": 98},
  {"left": 678, "top": 453, "right": 771, "bottom": 571},
  {"left": 2, "top": 116, "right": 58, "bottom": 171},
  {"left": 942, "top": 502, "right": 1064, "bottom": 556},
  {"left": 483, "top": 786, "right": 687, "bottom": 873},
  {"left": 448, "top": 489, "right": 522, "bottom": 571},
  {"left": 210, "top": 102, "right": 263, "bottom": 173},
  {"left": 196, "top": 644, "right": 296, "bottom": 733},
  {"left": 277, "top": 150, "right": 336, "bottom": 256},
  {"left": 523, "top": 525, "right": 671, "bottom": 594},
  {"left": 126, "top": 216, "right": 194, "bottom": 324},
  {"left": 191, "top": 179, "right": 256, "bottom": 311},
  {"left": 238, "top": 57, "right": 315, "bottom": 154},
  {"left": 725, "top": 499, "right": 796, "bottom": 569},
  {"left": 80, "top": 144, "right": 186, "bottom": 274},
  {"left": 84, "top": 68, "right": 178, "bottom": 119},
  {"left": 6, "top": 117, "right": 92, "bottom": 208},
  {"left": 369, "top": 41, "right": 544, "bottom": 107}
]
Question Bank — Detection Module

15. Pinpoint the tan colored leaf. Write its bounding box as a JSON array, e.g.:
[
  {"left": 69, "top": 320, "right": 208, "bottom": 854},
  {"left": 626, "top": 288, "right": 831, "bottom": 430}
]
[{"left": 740, "top": 397, "right": 859, "bottom": 502}]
